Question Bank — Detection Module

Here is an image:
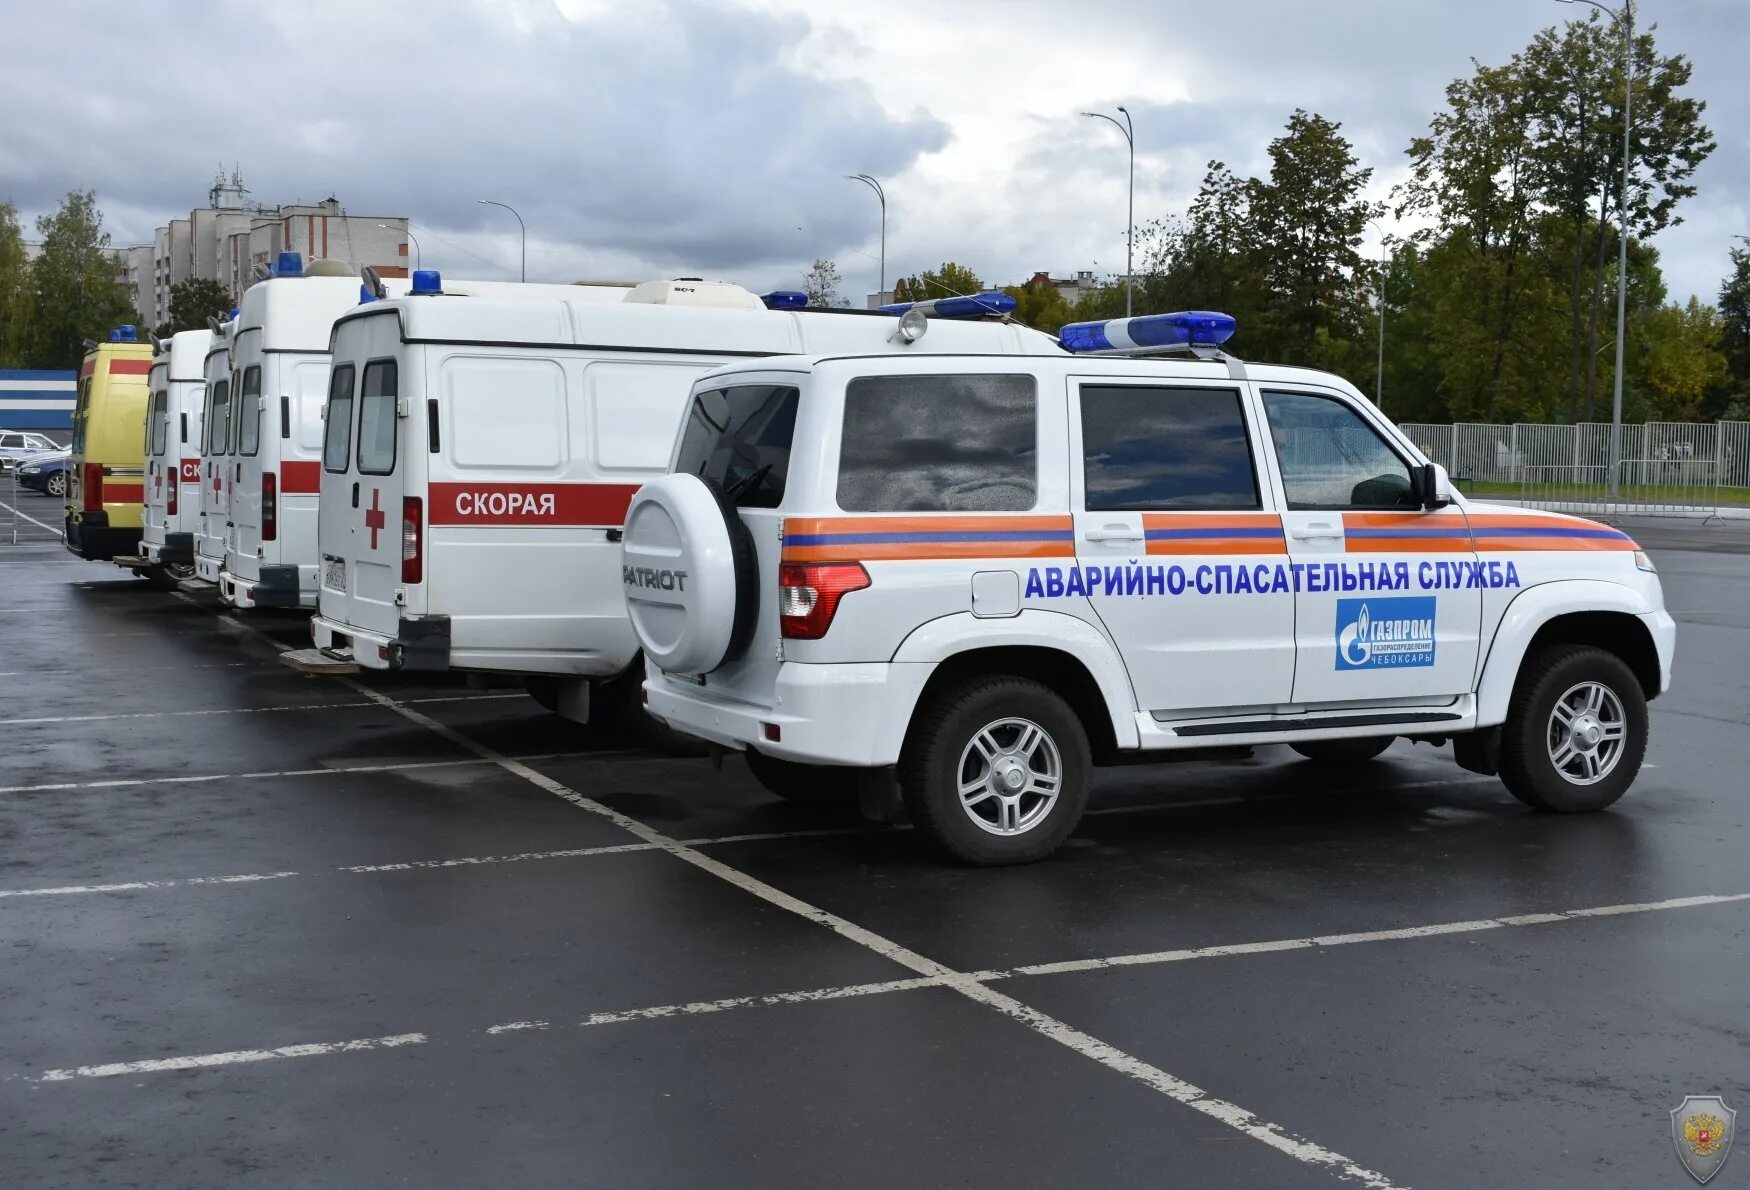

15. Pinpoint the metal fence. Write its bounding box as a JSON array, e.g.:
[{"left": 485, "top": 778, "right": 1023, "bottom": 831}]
[{"left": 1397, "top": 419, "right": 1750, "bottom": 518}]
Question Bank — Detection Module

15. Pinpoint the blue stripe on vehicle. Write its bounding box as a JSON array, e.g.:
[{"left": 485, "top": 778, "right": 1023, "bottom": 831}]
[
  {"left": 1343, "top": 527, "right": 1477, "bottom": 539},
  {"left": 1470, "top": 525, "right": 1632, "bottom": 540},
  {"left": 785, "top": 529, "right": 1078, "bottom": 547}
]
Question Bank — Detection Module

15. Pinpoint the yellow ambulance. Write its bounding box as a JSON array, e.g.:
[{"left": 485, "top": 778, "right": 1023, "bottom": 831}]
[{"left": 65, "top": 325, "right": 153, "bottom": 561}]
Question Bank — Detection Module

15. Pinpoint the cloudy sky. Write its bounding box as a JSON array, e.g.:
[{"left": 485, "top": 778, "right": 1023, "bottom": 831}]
[{"left": 4, "top": 0, "right": 1745, "bottom": 310}]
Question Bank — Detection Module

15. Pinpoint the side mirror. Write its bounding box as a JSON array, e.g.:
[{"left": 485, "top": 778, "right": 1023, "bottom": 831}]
[{"left": 1412, "top": 462, "right": 1454, "bottom": 509}]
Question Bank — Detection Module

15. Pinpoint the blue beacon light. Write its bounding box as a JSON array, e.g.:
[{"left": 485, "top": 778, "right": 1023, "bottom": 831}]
[
  {"left": 107, "top": 324, "right": 139, "bottom": 343},
  {"left": 1058, "top": 310, "right": 1237, "bottom": 354},
  {"left": 410, "top": 269, "right": 443, "bottom": 295},
  {"left": 274, "top": 251, "right": 304, "bottom": 278},
  {"left": 878, "top": 291, "right": 1018, "bottom": 320},
  {"left": 760, "top": 290, "right": 809, "bottom": 310}
]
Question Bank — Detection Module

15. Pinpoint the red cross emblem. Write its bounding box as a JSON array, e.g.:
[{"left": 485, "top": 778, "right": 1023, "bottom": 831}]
[
  {"left": 364, "top": 488, "right": 386, "bottom": 549},
  {"left": 212, "top": 470, "right": 222, "bottom": 495},
  {"left": 154, "top": 468, "right": 163, "bottom": 494}
]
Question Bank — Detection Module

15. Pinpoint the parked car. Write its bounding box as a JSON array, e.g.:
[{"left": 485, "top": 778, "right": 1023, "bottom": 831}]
[
  {"left": 0, "top": 429, "right": 60, "bottom": 472},
  {"left": 14, "top": 449, "right": 70, "bottom": 497}
]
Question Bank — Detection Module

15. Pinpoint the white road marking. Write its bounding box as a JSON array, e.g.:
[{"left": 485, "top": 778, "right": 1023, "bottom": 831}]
[
  {"left": 0, "top": 750, "right": 599, "bottom": 795},
  {"left": 0, "top": 872, "right": 298, "bottom": 899},
  {"left": 0, "top": 692, "right": 525, "bottom": 727},
  {"left": 0, "top": 498, "right": 62, "bottom": 534},
  {"left": 343, "top": 679, "right": 1409, "bottom": 1188},
  {"left": 39, "top": 1032, "right": 427, "bottom": 1082},
  {"left": 337, "top": 842, "right": 655, "bottom": 873},
  {"left": 0, "top": 661, "right": 255, "bottom": 679},
  {"left": 1008, "top": 892, "right": 1750, "bottom": 977}
]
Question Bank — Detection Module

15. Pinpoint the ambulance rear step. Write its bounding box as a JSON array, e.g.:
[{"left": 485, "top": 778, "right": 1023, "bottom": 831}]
[
  {"left": 177, "top": 578, "right": 217, "bottom": 596},
  {"left": 111, "top": 555, "right": 149, "bottom": 568},
  {"left": 280, "top": 647, "right": 360, "bottom": 676}
]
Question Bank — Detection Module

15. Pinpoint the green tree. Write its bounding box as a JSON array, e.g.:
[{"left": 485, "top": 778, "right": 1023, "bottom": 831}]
[
  {"left": 800, "top": 258, "right": 843, "bottom": 308},
  {"left": 0, "top": 201, "right": 30, "bottom": 367},
  {"left": 24, "top": 190, "right": 135, "bottom": 369},
  {"left": 1629, "top": 296, "right": 1725, "bottom": 421},
  {"left": 157, "top": 277, "right": 233, "bottom": 337},
  {"left": 893, "top": 261, "right": 981, "bottom": 303},
  {"left": 1716, "top": 244, "right": 1750, "bottom": 416},
  {"left": 1001, "top": 276, "right": 1074, "bottom": 333}
]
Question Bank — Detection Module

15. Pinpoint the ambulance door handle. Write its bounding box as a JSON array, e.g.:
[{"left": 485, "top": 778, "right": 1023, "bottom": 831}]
[
  {"left": 1083, "top": 524, "right": 1142, "bottom": 544},
  {"left": 351, "top": 482, "right": 359, "bottom": 508}
]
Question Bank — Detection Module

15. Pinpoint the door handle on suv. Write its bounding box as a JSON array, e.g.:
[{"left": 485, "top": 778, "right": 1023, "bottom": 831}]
[
  {"left": 1290, "top": 522, "right": 1343, "bottom": 542},
  {"left": 1083, "top": 524, "right": 1144, "bottom": 543}
]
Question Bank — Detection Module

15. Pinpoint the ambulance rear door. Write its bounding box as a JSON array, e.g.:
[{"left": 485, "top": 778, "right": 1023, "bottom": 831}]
[
  {"left": 173, "top": 372, "right": 205, "bottom": 536},
  {"left": 142, "top": 368, "right": 171, "bottom": 549},
  {"left": 319, "top": 340, "right": 411, "bottom": 644},
  {"left": 227, "top": 356, "right": 264, "bottom": 584}
]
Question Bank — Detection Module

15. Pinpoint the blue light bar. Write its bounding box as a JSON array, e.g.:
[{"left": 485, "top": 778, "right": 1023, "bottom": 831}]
[
  {"left": 878, "top": 291, "right": 1018, "bottom": 320},
  {"left": 1058, "top": 310, "right": 1236, "bottom": 354},
  {"left": 274, "top": 251, "right": 304, "bottom": 278},
  {"left": 107, "top": 324, "right": 138, "bottom": 343},
  {"left": 410, "top": 269, "right": 442, "bottom": 295},
  {"left": 359, "top": 284, "right": 377, "bottom": 304},
  {"left": 760, "top": 290, "right": 808, "bottom": 310}
]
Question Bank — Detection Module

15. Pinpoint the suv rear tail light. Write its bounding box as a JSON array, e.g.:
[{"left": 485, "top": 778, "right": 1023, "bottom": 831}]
[
  {"left": 82, "top": 462, "right": 103, "bottom": 511},
  {"left": 779, "top": 561, "right": 869, "bottom": 640},
  {"left": 166, "top": 464, "right": 178, "bottom": 516},
  {"left": 402, "top": 496, "right": 423, "bottom": 584}
]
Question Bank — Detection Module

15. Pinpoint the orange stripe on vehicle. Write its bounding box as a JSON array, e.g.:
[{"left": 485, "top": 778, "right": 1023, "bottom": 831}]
[
  {"left": 1340, "top": 512, "right": 1474, "bottom": 553},
  {"left": 783, "top": 515, "right": 1075, "bottom": 563},
  {"left": 1141, "top": 512, "right": 1286, "bottom": 555}
]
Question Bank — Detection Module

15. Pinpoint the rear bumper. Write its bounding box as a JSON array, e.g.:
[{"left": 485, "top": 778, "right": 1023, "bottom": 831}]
[
  {"left": 643, "top": 660, "right": 932, "bottom": 767},
  {"left": 64, "top": 513, "right": 140, "bottom": 562},
  {"left": 311, "top": 613, "right": 451, "bottom": 672},
  {"left": 220, "top": 564, "right": 305, "bottom": 610},
  {"left": 195, "top": 551, "right": 223, "bottom": 583}
]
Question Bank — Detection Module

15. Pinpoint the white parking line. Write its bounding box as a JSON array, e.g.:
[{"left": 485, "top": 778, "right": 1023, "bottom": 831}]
[
  {"left": 0, "top": 498, "right": 62, "bottom": 534},
  {"left": 0, "top": 692, "right": 526, "bottom": 727},
  {"left": 0, "top": 750, "right": 603, "bottom": 795},
  {"left": 39, "top": 1033, "right": 427, "bottom": 1082},
  {"left": 337, "top": 842, "right": 655, "bottom": 873},
  {"left": 342, "top": 679, "right": 1409, "bottom": 1189},
  {"left": 0, "top": 872, "right": 298, "bottom": 900}
]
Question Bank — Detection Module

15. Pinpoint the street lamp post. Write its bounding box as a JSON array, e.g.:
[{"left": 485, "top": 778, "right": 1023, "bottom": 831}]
[
  {"left": 476, "top": 199, "right": 526, "bottom": 282},
  {"left": 1559, "top": 0, "right": 1633, "bottom": 500},
  {"left": 1081, "top": 106, "right": 1135, "bottom": 317},
  {"left": 845, "top": 174, "right": 886, "bottom": 302},
  {"left": 1369, "top": 220, "right": 1392, "bottom": 412},
  {"left": 379, "top": 224, "right": 420, "bottom": 271}
]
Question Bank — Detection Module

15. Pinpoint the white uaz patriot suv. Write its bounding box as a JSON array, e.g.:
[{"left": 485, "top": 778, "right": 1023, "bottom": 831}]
[{"left": 621, "top": 310, "right": 1676, "bottom": 865}]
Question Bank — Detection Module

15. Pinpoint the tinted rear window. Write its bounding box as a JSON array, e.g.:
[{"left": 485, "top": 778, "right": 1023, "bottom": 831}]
[
  {"left": 322, "top": 364, "right": 355, "bottom": 473},
  {"left": 357, "top": 360, "right": 399, "bottom": 475},
  {"left": 237, "top": 365, "right": 262, "bottom": 457},
  {"left": 837, "top": 374, "right": 1037, "bottom": 512},
  {"left": 1080, "top": 385, "right": 1260, "bottom": 510},
  {"left": 673, "top": 385, "right": 799, "bottom": 509},
  {"left": 205, "top": 381, "right": 230, "bottom": 455},
  {"left": 148, "top": 391, "right": 169, "bottom": 454}
]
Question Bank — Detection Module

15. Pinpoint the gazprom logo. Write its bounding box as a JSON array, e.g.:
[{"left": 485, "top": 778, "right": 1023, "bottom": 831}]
[{"left": 1335, "top": 596, "right": 1436, "bottom": 670}]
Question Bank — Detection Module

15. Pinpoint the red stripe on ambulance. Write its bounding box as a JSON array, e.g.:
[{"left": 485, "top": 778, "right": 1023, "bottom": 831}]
[
  {"left": 280, "top": 460, "right": 321, "bottom": 494},
  {"left": 427, "top": 482, "right": 641, "bottom": 527}
]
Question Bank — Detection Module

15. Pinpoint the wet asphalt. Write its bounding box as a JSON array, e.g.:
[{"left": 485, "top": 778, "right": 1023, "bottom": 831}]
[{"left": 0, "top": 496, "right": 1746, "bottom": 1189}]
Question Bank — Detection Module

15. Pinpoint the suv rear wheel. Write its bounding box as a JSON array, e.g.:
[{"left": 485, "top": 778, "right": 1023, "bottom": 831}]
[
  {"left": 900, "top": 675, "right": 1091, "bottom": 866},
  {"left": 1290, "top": 737, "right": 1394, "bottom": 764},
  {"left": 1499, "top": 644, "right": 1647, "bottom": 813}
]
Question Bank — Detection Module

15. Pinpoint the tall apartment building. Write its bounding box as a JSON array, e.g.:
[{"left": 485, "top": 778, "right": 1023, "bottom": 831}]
[{"left": 145, "top": 169, "right": 411, "bottom": 328}]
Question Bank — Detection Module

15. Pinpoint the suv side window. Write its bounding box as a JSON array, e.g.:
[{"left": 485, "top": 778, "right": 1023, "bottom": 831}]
[
  {"left": 1262, "top": 390, "right": 1416, "bottom": 510},
  {"left": 673, "top": 384, "right": 799, "bottom": 509},
  {"left": 1081, "top": 385, "right": 1259, "bottom": 510},
  {"left": 237, "top": 365, "right": 262, "bottom": 457},
  {"left": 356, "top": 360, "right": 398, "bottom": 475},
  {"left": 837, "top": 374, "right": 1037, "bottom": 512},
  {"left": 322, "top": 364, "right": 356, "bottom": 473}
]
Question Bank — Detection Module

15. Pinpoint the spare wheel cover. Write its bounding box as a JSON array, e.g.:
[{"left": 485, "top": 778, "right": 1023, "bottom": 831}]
[{"left": 622, "top": 473, "right": 741, "bottom": 674}]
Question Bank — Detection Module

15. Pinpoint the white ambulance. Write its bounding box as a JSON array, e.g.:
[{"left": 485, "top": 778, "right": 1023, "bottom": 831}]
[
  {"left": 216, "top": 252, "right": 372, "bottom": 608},
  {"left": 299, "top": 274, "right": 1059, "bottom": 728},
  {"left": 191, "top": 318, "right": 234, "bottom": 589},
  {"left": 623, "top": 310, "right": 1676, "bottom": 864},
  {"left": 124, "top": 328, "right": 212, "bottom": 588}
]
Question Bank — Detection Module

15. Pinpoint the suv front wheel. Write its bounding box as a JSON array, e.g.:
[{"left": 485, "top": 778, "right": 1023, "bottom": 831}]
[
  {"left": 900, "top": 675, "right": 1091, "bottom": 866},
  {"left": 1499, "top": 644, "right": 1647, "bottom": 813}
]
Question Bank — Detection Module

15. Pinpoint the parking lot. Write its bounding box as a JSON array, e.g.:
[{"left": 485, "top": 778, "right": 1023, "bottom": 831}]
[{"left": 0, "top": 507, "right": 1745, "bottom": 1188}]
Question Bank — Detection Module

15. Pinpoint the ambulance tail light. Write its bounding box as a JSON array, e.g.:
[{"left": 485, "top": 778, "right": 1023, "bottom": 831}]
[
  {"left": 779, "top": 561, "right": 869, "bottom": 640},
  {"left": 167, "top": 465, "right": 178, "bottom": 516},
  {"left": 261, "top": 472, "right": 277, "bottom": 541},
  {"left": 402, "top": 497, "right": 423, "bottom": 584},
  {"left": 82, "top": 463, "right": 103, "bottom": 510}
]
